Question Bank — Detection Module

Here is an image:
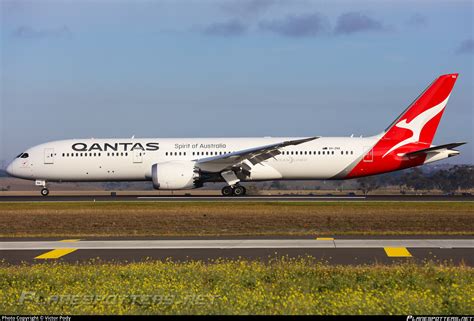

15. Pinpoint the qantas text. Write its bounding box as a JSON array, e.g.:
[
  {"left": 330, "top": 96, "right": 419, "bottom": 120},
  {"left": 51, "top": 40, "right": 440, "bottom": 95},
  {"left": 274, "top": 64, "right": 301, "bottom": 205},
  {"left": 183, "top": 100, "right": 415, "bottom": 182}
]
[{"left": 72, "top": 142, "right": 159, "bottom": 152}]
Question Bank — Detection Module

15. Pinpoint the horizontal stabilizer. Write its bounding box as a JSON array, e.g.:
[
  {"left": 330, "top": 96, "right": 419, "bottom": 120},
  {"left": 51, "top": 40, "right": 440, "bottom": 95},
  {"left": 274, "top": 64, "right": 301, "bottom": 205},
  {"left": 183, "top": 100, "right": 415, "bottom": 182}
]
[{"left": 404, "top": 142, "right": 466, "bottom": 157}]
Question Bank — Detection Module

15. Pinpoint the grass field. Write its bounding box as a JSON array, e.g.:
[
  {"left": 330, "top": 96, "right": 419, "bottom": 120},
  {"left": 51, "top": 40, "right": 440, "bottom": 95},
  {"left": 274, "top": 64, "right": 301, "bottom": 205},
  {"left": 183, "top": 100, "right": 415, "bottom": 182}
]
[
  {"left": 0, "top": 201, "right": 473, "bottom": 237},
  {"left": 0, "top": 259, "right": 472, "bottom": 314}
]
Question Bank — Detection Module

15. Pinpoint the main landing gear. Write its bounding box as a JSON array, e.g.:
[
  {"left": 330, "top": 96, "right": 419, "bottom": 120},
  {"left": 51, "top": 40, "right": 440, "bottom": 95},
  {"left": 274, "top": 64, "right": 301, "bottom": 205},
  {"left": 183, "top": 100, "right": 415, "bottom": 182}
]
[{"left": 221, "top": 185, "right": 246, "bottom": 197}]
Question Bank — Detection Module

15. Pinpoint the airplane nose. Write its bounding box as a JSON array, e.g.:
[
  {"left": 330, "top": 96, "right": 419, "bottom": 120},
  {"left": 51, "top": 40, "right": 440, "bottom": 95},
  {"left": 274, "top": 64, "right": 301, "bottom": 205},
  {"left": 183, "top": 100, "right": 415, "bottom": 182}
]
[{"left": 5, "top": 162, "right": 15, "bottom": 176}]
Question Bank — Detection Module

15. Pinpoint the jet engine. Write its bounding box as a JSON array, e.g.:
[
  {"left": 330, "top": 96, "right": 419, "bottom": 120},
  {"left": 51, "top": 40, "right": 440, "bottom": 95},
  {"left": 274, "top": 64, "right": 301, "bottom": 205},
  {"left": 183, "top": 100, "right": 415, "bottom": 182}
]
[{"left": 151, "top": 161, "right": 201, "bottom": 190}]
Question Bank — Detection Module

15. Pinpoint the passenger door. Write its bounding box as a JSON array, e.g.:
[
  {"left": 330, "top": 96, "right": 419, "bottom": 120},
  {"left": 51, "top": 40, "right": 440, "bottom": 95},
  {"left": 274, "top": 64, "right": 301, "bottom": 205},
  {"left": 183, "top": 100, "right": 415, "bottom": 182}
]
[
  {"left": 133, "top": 150, "right": 143, "bottom": 163},
  {"left": 363, "top": 147, "right": 373, "bottom": 162},
  {"left": 44, "top": 148, "right": 55, "bottom": 164}
]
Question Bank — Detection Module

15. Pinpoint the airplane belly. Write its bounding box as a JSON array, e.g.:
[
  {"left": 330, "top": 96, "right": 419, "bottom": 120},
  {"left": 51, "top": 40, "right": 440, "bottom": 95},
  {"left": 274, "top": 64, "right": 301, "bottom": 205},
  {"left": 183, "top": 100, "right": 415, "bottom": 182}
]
[{"left": 37, "top": 161, "right": 148, "bottom": 182}]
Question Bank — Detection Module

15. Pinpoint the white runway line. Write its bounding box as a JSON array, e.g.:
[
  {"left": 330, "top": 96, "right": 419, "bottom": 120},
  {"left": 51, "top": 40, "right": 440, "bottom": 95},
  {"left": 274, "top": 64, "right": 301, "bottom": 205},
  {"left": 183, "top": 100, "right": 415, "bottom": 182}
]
[
  {"left": 1, "top": 239, "right": 473, "bottom": 250},
  {"left": 136, "top": 196, "right": 367, "bottom": 200}
]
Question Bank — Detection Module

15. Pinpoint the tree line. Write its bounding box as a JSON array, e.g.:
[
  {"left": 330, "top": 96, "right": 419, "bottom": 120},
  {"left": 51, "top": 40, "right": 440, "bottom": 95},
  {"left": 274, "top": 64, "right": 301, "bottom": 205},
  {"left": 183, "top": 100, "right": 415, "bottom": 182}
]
[{"left": 356, "top": 165, "right": 474, "bottom": 195}]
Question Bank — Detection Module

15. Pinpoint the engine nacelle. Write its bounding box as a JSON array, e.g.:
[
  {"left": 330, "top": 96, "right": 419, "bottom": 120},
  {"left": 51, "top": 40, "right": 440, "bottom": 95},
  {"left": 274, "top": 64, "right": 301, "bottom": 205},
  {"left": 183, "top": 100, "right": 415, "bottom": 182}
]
[{"left": 151, "top": 161, "right": 201, "bottom": 190}]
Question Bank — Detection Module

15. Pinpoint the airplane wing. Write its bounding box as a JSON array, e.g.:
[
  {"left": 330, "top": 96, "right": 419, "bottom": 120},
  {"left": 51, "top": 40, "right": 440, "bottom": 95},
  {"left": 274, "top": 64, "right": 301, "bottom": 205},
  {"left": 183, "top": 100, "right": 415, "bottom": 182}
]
[
  {"left": 403, "top": 142, "right": 466, "bottom": 157},
  {"left": 195, "top": 137, "right": 319, "bottom": 173}
]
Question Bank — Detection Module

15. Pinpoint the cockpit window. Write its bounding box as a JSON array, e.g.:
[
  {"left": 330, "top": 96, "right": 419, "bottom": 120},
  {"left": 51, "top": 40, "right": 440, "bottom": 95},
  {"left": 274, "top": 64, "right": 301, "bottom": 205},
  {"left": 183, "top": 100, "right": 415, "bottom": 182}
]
[
  {"left": 16, "top": 153, "right": 23, "bottom": 158},
  {"left": 20, "top": 153, "right": 29, "bottom": 158}
]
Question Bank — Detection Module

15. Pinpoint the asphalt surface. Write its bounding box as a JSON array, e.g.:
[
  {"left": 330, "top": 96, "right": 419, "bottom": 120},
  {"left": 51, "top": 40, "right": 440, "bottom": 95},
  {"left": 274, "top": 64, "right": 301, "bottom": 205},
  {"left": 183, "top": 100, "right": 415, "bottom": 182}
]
[
  {"left": 0, "top": 194, "right": 473, "bottom": 202},
  {"left": 1, "top": 237, "right": 472, "bottom": 265}
]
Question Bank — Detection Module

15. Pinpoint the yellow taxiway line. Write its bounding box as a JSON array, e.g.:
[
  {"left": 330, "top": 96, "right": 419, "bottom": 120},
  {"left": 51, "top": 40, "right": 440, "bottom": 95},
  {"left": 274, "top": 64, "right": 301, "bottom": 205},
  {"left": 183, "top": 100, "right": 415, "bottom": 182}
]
[
  {"left": 35, "top": 248, "right": 78, "bottom": 259},
  {"left": 384, "top": 247, "right": 412, "bottom": 257},
  {"left": 34, "top": 239, "right": 80, "bottom": 259}
]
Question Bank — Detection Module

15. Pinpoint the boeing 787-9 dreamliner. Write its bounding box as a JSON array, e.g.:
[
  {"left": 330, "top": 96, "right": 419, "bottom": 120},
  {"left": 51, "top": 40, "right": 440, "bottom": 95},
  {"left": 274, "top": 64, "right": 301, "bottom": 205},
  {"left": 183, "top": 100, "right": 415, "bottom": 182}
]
[{"left": 6, "top": 73, "right": 466, "bottom": 196}]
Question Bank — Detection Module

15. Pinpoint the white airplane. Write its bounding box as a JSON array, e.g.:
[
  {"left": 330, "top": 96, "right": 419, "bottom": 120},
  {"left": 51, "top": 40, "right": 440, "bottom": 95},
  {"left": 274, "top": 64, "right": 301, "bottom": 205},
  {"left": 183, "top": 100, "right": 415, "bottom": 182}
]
[{"left": 6, "top": 73, "right": 466, "bottom": 196}]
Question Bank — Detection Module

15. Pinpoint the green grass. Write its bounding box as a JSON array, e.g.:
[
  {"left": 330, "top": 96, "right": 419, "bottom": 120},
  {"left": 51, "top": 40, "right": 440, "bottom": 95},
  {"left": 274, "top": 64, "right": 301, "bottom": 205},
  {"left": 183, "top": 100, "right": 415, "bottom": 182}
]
[
  {"left": 0, "top": 201, "right": 473, "bottom": 237},
  {"left": 0, "top": 258, "right": 472, "bottom": 314}
]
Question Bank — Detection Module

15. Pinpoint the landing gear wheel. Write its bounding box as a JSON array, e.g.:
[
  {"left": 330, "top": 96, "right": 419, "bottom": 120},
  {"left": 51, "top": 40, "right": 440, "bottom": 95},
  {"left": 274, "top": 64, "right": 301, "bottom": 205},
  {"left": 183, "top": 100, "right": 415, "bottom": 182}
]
[
  {"left": 233, "top": 185, "right": 246, "bottom": 196},
  {"left": 40, "top": 188, "right": 49, "bottom": 197},
  {"left": 221, "top": 186, "right": 233, "bottom": 196}
]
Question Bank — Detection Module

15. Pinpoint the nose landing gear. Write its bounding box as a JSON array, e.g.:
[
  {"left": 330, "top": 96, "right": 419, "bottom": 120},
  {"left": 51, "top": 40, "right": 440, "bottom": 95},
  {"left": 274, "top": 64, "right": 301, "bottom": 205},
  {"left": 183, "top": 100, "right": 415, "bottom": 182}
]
[
  {"left": 35, "top": 180, "right": 49, "bottom": 197},
  {"left": 40, "top": 188, "right": 49, "bottom": 196},
  {"left": 221, "top": 185, "right": 246, "bottom": 196}
]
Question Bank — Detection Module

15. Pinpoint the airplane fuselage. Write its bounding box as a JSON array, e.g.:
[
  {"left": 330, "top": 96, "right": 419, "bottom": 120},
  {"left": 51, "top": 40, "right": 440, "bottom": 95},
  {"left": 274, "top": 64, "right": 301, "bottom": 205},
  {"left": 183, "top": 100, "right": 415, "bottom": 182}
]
[{"left": 7, "top": 136, "right": 382, "bottom": 182}]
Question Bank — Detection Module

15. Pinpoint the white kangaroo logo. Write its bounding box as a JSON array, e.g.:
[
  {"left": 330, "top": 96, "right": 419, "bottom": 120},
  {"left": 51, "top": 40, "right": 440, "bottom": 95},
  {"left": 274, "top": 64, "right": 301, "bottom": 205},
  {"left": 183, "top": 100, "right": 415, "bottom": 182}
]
[{"left": 382, "top": 95, "right": 450, "bottom": 158}]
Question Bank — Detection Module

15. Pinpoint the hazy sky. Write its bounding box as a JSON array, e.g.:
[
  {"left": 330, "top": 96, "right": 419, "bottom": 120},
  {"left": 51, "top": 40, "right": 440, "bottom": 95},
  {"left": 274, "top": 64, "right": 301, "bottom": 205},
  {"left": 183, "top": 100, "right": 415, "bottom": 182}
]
[{"left": 1, "top": 0, "right": 473, "bottom": 165}]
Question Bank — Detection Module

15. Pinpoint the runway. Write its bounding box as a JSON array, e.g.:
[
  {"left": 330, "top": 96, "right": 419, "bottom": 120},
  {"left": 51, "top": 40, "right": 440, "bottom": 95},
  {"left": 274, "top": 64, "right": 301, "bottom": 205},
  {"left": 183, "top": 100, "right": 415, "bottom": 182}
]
[
  {"left": 1, "top": 194, "right": 473, "bottom": 202},
  {"left": 1, "top": 237, "right": 473, "bottom": 265}
]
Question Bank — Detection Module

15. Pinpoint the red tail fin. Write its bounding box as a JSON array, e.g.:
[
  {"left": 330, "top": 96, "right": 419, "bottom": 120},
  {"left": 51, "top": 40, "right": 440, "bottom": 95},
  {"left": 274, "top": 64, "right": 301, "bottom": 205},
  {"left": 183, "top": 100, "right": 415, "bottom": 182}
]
[
  {"left": 345, "top": 73, "right": 458, "bottom": 178},
  {"left": 381, "top": 73, "right": 458, "bottom": 156}
]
